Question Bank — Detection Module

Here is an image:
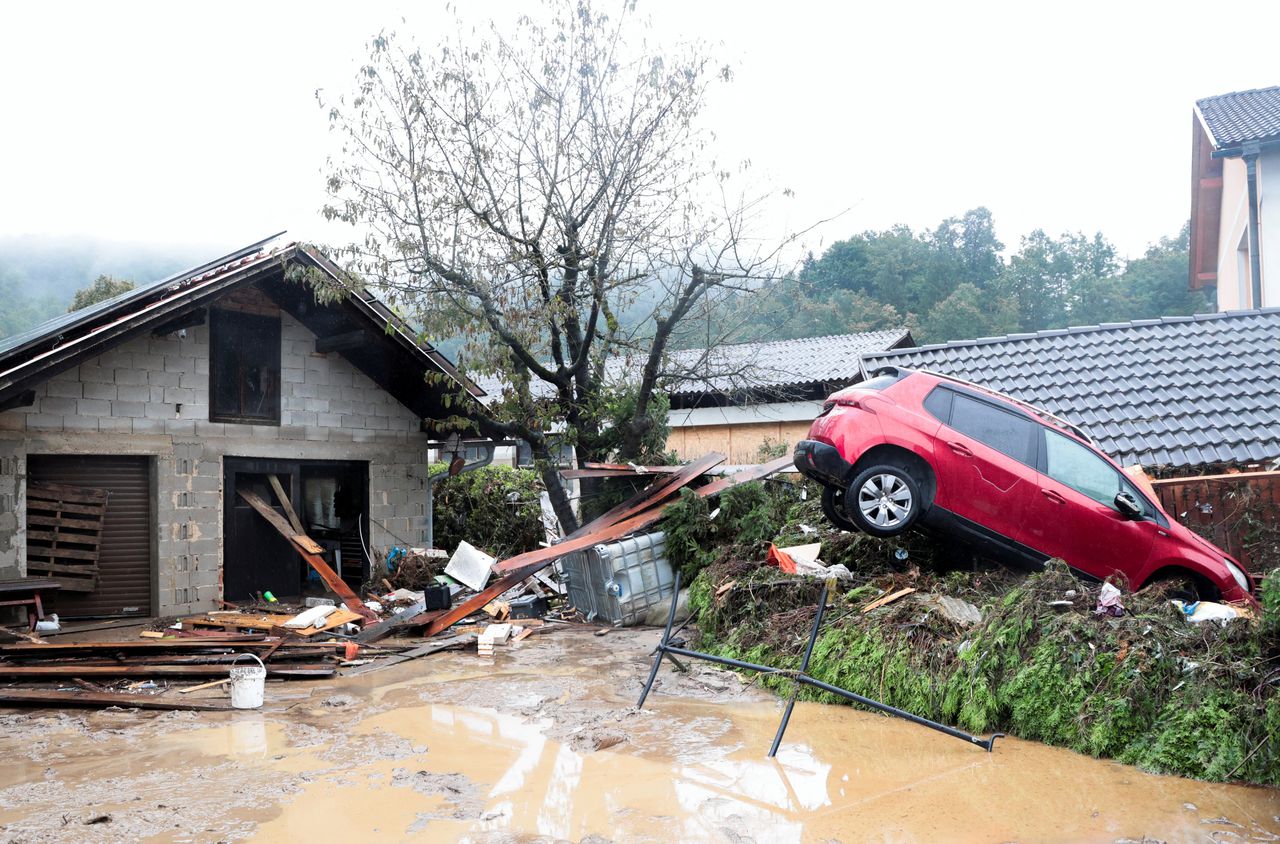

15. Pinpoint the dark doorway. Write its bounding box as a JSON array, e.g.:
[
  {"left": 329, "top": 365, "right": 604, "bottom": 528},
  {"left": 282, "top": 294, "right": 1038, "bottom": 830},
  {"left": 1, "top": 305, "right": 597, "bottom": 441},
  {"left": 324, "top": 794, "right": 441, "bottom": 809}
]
[
  {"left": 223, "top": 458, "right": 368, "bottom": 601},
  {"left": 27, "top": 454, "right": 154, "bottom": 618}
]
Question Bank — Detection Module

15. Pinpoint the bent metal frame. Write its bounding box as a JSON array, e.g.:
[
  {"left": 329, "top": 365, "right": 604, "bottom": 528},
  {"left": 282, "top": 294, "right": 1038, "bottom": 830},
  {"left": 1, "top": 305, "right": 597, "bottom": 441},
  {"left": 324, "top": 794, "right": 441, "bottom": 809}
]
[{"left": 636, "top": 572, "right": 1004, "bottom": 756}]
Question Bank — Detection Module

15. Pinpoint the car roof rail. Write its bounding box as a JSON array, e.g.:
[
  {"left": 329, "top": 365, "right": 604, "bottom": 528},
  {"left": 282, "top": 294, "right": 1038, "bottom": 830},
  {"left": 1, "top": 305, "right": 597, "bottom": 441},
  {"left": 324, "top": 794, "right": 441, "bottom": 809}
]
[{"left": 871, "top": 365, "right": 1094, "bottom": 444}]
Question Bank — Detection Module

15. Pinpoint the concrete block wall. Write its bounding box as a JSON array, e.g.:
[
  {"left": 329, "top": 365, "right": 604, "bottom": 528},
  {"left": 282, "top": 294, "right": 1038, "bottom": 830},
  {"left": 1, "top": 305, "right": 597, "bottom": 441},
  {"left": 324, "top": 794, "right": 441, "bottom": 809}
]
[{"left": 0, "top": 287, "right": 434, "bottom": 615}]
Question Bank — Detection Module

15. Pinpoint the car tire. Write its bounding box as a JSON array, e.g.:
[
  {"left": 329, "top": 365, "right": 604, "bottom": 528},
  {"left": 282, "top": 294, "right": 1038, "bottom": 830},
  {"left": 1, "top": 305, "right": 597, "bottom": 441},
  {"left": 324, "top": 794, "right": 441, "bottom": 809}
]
[
  {"left": 847, "top": 465, "right": 921, "bottom": 538},
  {"left": 821, "top": 485, "right": 859, "bottom": 532}
]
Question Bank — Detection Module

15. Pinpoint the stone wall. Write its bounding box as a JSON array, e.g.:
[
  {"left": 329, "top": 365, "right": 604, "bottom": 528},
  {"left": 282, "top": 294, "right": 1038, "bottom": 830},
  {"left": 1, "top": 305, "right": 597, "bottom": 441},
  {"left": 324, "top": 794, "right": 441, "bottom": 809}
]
[{"left": 0, "top": 287, "right": 433, "bottom": 615}]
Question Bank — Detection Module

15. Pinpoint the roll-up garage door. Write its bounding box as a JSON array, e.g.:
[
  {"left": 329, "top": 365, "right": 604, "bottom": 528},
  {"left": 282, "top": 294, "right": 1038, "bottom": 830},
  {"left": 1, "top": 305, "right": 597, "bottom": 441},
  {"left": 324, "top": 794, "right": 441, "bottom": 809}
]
[{"left": 27, "top": 455, "right": 153, "bottom": 618}]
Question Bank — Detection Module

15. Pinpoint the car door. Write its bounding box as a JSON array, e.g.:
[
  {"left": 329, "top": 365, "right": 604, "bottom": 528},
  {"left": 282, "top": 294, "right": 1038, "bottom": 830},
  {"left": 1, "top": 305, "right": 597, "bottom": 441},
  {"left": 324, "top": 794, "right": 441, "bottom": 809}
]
[
  {"left": 1025, "top": 427, "right": 1158, "bottom": 581},
  {"left": 930, "top": 390, "right": 1043, "bottom": 555}
]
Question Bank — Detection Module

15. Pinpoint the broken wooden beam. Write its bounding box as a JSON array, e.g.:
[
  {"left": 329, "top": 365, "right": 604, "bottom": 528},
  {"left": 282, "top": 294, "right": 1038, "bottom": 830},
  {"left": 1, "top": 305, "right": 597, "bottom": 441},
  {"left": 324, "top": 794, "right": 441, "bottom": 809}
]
[
  {"left": 0, "top": 664, "right": 336, "bottom": 679},
  {"left": 237, "top": 489, "right": 377, "bottom": 622},
  {"left": 0, "top": 688, "right": 234, "bottom": 711}
]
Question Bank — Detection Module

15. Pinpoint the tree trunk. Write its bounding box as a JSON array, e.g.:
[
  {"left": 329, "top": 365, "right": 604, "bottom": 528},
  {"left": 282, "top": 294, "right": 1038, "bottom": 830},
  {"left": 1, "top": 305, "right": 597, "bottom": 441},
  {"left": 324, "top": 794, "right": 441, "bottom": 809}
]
[{"left": 534, "top": 447, "right": 579, "bottom": 536}]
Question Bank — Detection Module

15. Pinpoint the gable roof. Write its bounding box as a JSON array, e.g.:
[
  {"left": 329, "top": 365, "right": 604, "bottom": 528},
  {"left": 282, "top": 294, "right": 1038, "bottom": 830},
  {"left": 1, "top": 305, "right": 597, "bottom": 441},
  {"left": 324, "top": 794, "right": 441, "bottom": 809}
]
[
  {"left": 1195, "top": 85, "right": 1280, "bottom": 149},
  {"left": 861, "top": 310, "right": 1280, "bottom": 471},
  {"left": 662, "top": 329, "right": 914, "bottom": 399},
  {"left": 0, "top": 235, "right": 484, "bottom": 419}
]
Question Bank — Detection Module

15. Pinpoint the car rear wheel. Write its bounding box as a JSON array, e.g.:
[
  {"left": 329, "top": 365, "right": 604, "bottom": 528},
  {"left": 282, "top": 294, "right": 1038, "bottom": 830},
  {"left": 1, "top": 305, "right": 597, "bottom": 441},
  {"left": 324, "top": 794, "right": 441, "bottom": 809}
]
[
  {"left": 848, "top": 465, "right": 921, "bottom": 537},
  {"left": 821, "top": 485, "right": 858, "bottom": 531}
]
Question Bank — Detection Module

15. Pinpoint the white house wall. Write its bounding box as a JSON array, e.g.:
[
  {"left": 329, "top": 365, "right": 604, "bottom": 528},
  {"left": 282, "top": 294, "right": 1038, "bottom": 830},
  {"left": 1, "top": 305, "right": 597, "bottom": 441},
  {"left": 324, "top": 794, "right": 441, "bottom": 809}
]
[
  {"left": 0, "top": 303, "right": 432, "bottom": 615},
  {"left": 1217, "top": 148, "right": 1280, "bottom": 310}
]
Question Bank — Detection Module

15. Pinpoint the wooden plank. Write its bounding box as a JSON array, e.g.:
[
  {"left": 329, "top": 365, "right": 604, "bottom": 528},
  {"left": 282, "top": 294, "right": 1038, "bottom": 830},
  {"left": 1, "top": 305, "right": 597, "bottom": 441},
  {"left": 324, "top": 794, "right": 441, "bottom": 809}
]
[
  {"left": 0, "top": 664, "right": 336, "bottom": 679},
  {"left": 27, "top": 481, "right": 108, "bottom": 504},
  {"left": 26, "top": 513, "right": 105, "bottom": 531},
  {"left": 268, "top": 475, "right": 306, "bottom": 535},
  {"left": 25, "top": 559, "right": 100, "bottom": 574},
  {"left": 0, "top": 688, "right": 233, "bottom": 711},
  {"left": 25, "top": 500, "right": 109, "bottom": 517},
  {"left": 862, "top": 587, "right": 916, "bottom": 613},
  {"left": 178, "top": 678, "right": 231, "bottom": 694},
  {"left": 1148, "top": 469, "right": 1280, "bottom": 486},
  {"left": 26, "top": 529, "right": 100, "bottom": 547},
  {"left": 237, "top": 489, "right": 376, "bottom": 622},
  {"left": 344, "top": 634, "right": 473, "bottom": 675},
  {"left": 582, "top": 462, "right": 680, "bottom": 473},
  {"left": 36, "top": 575, "right": 98, "bottom": 592},
  {"left": 26, "top": 546, "right": 101, "bottom": 562},
  {"left": 293, "top": 535, "right": 325, "bottom": 555},
  {"left": 570, "top": 452, "right": 726, "bottom": 539}
]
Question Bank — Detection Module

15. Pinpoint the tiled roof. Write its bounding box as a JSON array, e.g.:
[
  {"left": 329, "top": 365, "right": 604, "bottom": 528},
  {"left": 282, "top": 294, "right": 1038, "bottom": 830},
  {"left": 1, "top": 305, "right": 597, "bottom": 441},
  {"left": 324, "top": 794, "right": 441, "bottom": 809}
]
[
  {"left": 861, "top": 310, "right": 1280, "bottom": 471},
  {"left": 474, "top": 329, "right": 913, "bottom": 403},
  {"left": 1196, "top": 86, "right": 1280, "bottom": 148},
  {"left": 661, "top": 329, "right": 913, "bottom": 397}
]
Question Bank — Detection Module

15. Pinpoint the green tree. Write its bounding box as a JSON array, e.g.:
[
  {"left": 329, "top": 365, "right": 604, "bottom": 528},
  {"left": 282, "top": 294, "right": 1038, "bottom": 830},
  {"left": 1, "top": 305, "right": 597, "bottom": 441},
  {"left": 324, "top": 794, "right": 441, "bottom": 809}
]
[
  {"left": 68, "top": 274, "right": 134, "bottom": 312},
  {"left": 922, "top": 282, "right": 1018, "bottom": 343},
  {"left": 318, "top": 2, "right": 800, "bottom": 531}
]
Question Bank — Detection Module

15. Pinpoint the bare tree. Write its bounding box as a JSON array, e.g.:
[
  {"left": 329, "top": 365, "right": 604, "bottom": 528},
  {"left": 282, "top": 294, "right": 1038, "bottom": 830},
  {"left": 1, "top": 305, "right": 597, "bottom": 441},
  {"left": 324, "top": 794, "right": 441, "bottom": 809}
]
[{"left": 319, "top": 1, "right": 801, "bottom": 531}]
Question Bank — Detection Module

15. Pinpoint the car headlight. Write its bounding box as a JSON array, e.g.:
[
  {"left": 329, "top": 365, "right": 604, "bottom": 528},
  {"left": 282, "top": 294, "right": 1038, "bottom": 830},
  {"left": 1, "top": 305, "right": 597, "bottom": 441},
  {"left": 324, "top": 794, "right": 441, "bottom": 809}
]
[{"left": 1224, "top": 559, "right": 1251, "bottom": 594}]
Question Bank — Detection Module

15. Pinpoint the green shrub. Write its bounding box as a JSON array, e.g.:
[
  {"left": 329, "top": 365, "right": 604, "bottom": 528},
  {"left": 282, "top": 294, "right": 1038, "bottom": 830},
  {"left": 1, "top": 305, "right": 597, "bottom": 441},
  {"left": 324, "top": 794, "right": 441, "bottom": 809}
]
[{"left": 429, "top": 464, "right": 543, "bottom": 560}]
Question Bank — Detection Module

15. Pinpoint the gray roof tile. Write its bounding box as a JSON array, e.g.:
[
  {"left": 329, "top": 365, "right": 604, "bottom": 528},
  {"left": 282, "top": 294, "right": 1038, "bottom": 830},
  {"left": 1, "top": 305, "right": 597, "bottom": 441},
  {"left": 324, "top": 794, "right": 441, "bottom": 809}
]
[
  {"left": 862, "top": 309, "right": 1280, "bottom": 471},
  {"left": 1196, "top": 85, "right": 1280, "bottom": 147}
]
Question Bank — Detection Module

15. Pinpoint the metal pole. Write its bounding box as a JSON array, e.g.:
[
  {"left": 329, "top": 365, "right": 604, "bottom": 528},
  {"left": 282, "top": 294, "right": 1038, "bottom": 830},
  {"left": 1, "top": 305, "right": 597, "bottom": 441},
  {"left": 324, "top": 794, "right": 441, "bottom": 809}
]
[
  {"left": 636, "top": 570, "right": 682, "bottom": 709},
  {"left": 768, "top": 580, "right": 830, "bottom": 757}
]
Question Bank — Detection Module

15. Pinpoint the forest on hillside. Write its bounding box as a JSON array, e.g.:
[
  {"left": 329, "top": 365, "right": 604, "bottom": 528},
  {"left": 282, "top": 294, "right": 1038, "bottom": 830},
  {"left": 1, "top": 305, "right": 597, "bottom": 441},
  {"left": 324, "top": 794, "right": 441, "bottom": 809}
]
[
  {"left": 0, "top": 211, "right": 1208, "bottom": 352},
  {"left": 706, "top": 207, "right": 1209, "bottom": 347}
]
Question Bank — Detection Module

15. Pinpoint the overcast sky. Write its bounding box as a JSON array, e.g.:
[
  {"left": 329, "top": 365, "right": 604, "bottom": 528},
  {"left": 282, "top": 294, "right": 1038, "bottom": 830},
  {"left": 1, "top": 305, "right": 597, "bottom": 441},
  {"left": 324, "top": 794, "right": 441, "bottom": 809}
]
[{"left": 2, "top": 1, "right": 1278, "bottom": 263}]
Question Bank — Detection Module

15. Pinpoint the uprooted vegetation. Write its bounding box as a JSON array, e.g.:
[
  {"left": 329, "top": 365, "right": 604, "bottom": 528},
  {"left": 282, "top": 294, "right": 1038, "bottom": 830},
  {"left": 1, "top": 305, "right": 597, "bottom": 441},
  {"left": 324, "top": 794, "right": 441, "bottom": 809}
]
[{"left": 671, "top": 479, "right": 1280, "bottom": 786}]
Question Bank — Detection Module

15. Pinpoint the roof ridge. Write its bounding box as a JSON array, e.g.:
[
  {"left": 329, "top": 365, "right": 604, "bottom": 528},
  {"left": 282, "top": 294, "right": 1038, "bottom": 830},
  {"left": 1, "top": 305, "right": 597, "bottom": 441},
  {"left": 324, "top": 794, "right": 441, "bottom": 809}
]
[
  {"left": 870, "top": 309, "right": 1280, "bottom": 358},
  {"left": 678, "top": 326, "right": 911, "bottom": 356},
  {"left": 1196, "top": 84, "right": 1280, "bottom": 106}
]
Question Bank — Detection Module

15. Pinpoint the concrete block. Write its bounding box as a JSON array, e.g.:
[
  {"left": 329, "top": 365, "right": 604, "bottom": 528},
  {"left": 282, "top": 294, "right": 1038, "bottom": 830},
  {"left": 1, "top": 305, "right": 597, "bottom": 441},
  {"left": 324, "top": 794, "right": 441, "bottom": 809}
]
[
  {"left": 317, "top": 412, "right": 343, "bottom": 428},
  {"left": 304, "top": 426, "right": 330, "bottom": 442},
  {"left": 132, "top": 353, "right": 164, "bottom": 371},
  {"left": 114, "top": 368, "right": 148, "bottom": 386},
  {"left": 143, "top": 403, "right": 170, "bottom": 419},
  {"left": 194, "top": 357, "right": 209, "bottom": 376},
  {"left": 111, "top": 400, "right": 145, "bottom": 418},
  {"left": 164, "top": 419, "right": 196, "bottom": 436},
  {"left": 82, "top": 382, "right": 118, "bottom": 401},
  {"left": 63, "top": 415, "right": 100, "bottom": 432},
  {"left": 194, "top": 421, "right": 225, "bottom": 438},
  {"left": 164, "top": 355, "right": 194, "bottom": 372},
  {"left": 148, "top": 370, "right": 180, "bottom": 387},
  {"left": 340, "top": 414, "right": 366, "bottom": 429},
  {"left": 327, "top": 368, "right": 353, "bottom": 388},
  {"left": 45, "top": 381, "right": 83, "bottom": 399},
  {"left": 76, "top": 398, "right": 111, "bottom": 416},
  {"left": 281, "top": 367, "right": 305, "bottom": 384},
  {"left": 132, "top": 417, "right": 164, "bottom": 434},
  {"left": 162, "top": 387, "right": 196, "bottom": 405},
  {"left": 39, "top": 396, "right": 79, "bottom": 415},
  {"left": 0, "top": 413, "right": 24, "bottom": 431},
  {"left": 366, "top": 415, "right": 390, "bottom": 430},
  {"left": 179, "top": 371, "right": 205, "bottom": 389},
  {"left": 25, "top": 413, "right": 64, "bottom": 430},
  {"left": 78, "top": 364, "right": 112, "bottom": 384},
  {"left": 116, "top": 384, "right": 150, "bottom": 402},
  {"left": 287, "top": 411, "right": 318, "bottom": 427},
  {"left": 98, "top": 416, "right": 133, "bottom": 434}
]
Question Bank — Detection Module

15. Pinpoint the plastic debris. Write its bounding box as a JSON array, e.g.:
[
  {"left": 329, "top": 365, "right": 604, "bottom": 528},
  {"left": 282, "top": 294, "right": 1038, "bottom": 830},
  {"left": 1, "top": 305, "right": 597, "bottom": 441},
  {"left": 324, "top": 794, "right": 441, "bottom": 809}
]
[
  {"left": 1174, "top": 600, "right": 1240, "bottom": 625},
  {"left": 1095, "top": 582, "right": 1125, "bottom": 617}
]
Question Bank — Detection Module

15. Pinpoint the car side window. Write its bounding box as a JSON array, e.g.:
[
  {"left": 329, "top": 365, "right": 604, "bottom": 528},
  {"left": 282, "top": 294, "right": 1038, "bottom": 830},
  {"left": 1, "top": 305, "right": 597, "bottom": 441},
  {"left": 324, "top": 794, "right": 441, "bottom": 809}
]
[
  {"left": 1043, "top": 429, "right": 1127, "bottom": 508},
  {"left": 948, "top": 394, "right": 1036, "bottom": 464},
  {"left": 923, "top": 387, "right": 952, "bottom": 422}
]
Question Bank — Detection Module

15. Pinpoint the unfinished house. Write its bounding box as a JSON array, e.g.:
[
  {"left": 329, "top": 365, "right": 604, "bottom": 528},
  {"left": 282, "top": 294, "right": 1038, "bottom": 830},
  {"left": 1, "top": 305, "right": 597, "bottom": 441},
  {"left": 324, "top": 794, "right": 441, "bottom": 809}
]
[{"left": 0, "top": 236, "right": 482, "bottom": 619}]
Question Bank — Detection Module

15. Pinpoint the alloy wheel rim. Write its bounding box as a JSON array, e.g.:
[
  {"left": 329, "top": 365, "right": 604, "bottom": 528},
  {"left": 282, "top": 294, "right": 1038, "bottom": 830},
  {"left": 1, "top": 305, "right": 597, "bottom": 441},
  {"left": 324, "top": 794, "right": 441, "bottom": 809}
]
[{"left": 858, "top": 473, "right": 911, "bottom": 528}]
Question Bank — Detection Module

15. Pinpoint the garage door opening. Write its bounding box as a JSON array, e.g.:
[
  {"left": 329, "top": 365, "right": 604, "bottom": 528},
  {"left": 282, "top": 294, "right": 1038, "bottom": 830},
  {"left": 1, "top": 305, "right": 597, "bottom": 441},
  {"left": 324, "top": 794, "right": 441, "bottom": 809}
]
[{"left": 26, "top": 454, "right": 155, "bottom": 619}]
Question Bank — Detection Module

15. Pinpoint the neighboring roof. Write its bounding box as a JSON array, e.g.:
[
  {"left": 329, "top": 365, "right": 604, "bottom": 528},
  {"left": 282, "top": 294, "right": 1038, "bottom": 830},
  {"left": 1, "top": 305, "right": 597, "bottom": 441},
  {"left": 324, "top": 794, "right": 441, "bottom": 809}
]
[
  {"left": 1195, "top": 85, "right": 1280, "bottom": 149},
  {"left": 472, "top": 328, "right": 914, "bottom": 405},
  {"left": 861, "top": 310, "right": 1280, "bottom": 470},
  {"left": 662, "top": 329, "right": 914, "bottom": 398},
  {"left": 0, "top": 235, "right": 484, "bottom": 417}
]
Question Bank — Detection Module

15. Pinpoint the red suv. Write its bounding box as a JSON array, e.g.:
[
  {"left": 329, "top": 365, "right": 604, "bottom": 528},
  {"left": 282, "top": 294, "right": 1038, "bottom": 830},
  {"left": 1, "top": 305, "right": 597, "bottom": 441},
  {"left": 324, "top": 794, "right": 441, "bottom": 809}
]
[{"left": 794, "top": 367, "right": 1256, "bottom": 603}]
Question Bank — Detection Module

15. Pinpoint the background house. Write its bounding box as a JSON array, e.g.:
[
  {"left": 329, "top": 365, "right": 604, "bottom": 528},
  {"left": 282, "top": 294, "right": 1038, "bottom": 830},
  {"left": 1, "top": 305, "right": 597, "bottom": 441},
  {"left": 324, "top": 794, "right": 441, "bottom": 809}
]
[
  {"left": 1190, "top": 85, "right": 1280, "bottom": 310},
  {"left": 0, "top": 236, "right": 481, "bottom": 619},
  {"left": 659, "top": 330, "right": 914, "bottom": 464}
]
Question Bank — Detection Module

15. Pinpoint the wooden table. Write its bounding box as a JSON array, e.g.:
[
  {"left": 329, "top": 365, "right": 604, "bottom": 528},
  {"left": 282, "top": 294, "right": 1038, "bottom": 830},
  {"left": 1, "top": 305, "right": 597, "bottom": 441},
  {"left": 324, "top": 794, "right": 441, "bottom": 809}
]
[{"left": 0, "top": 577, "right": 61, "bottom": 631}]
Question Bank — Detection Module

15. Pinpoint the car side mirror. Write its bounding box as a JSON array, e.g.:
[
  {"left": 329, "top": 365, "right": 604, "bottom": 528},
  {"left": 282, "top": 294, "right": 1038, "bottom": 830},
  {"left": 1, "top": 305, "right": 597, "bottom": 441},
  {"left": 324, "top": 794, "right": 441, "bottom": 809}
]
[{"left": 1114, "top": 492, "right": 1142, "bottom": 520}]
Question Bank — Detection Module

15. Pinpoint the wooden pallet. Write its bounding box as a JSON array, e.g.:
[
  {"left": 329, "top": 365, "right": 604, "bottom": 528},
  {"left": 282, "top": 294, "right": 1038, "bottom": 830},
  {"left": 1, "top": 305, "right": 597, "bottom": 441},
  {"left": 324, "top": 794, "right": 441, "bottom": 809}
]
[{"left": 24, "top": 482, "right": 108, "bottom": 592}]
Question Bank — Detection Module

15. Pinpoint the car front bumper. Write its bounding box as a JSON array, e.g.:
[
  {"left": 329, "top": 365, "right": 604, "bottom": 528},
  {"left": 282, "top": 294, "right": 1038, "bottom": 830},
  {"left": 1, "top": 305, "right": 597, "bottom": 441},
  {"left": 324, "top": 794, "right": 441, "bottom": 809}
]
[{"left": 793, "top": 439, "right": 854, "bottom": 487}]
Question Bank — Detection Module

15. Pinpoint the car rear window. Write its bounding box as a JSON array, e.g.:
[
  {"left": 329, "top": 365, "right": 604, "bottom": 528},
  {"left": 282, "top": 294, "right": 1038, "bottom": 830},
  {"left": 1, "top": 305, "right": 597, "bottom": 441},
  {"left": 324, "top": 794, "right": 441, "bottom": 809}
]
[
  {"left": 860, "top": 371, "right": 906, "bottom": 391},
  {"left": 949, "top": 394, "right": 1036, "bottom": 465}
]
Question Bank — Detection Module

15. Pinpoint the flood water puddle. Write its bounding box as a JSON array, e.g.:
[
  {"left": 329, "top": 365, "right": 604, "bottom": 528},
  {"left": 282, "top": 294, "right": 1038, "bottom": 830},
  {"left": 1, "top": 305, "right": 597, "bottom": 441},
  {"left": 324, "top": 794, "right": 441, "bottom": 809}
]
[{"left": 0, "top": 629, "right": 1276, "bottom": 842}]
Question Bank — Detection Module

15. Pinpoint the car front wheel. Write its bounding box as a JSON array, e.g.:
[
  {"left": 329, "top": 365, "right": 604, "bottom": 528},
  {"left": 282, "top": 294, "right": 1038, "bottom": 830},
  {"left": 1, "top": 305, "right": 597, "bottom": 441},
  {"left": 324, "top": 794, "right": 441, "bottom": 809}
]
[
  {"left": 821, "top": 485, "right": 859, "bottom": 532},
  {"left": 848, "top": 465, "right": 921, "bottom": 537}
]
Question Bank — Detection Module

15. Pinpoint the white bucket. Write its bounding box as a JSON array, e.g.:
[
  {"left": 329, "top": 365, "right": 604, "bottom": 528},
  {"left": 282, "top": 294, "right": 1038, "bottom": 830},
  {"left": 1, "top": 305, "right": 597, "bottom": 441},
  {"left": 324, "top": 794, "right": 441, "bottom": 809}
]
[{"left": 228, "top": 653, "right": 266, "bottom": 710}]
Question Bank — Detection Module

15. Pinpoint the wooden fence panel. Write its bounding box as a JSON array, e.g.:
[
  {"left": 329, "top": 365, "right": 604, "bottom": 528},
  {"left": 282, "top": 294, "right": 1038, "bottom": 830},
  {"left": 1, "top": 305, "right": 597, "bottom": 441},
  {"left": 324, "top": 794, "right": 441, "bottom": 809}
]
[{"left": 1150, "top": 471, "right": 1280, "bottom": 573}]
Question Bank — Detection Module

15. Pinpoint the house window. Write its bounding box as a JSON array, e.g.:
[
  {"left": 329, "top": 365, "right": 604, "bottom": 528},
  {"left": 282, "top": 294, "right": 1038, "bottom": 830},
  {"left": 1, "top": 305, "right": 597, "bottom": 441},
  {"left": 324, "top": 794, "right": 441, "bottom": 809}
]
[{"left": 210, "top": 309, "right": 281, "bottom": 424}]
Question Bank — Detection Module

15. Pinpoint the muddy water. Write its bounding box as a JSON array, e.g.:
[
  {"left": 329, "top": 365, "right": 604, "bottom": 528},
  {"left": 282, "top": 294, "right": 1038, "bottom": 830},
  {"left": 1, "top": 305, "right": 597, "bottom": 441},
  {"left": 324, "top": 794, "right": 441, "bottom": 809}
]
[{"left": 0, "top": 629, "right": 1275, "bottom": 843}]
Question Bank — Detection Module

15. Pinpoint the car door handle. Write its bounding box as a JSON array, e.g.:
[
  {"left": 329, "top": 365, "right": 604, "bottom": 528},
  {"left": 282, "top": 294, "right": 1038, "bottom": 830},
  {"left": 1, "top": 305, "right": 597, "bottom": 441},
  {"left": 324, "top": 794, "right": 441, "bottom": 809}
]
[
  {"left": 1040, "top": 489, "right": 1066, "bottom": 505},
  {"left": 946, "top": 441, "right": 973, "bottom": 457}
]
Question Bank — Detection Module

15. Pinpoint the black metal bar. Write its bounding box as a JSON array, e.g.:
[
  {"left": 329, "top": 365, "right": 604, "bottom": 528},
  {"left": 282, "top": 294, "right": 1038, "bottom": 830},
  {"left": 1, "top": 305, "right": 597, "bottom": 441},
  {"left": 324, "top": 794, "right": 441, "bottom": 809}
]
[
  {"left": 636, "top": 571, "right": 682, "bottom": 709},
  {"left": 796, "top": 674, "right": 1003, "bottom": 752},
  {"left": 634, "top": 574, "right": 1002, "bottom": 753},
  {"left": 768, "top": 581, "right": 829, "bottom": 757}
]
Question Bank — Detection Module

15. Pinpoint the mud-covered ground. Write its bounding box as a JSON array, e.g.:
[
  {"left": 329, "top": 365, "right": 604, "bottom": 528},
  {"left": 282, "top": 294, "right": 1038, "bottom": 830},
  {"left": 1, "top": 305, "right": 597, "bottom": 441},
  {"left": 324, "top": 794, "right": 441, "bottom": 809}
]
[{"left": 0, "top": 626, "right": 1277, "bottom": 843}]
